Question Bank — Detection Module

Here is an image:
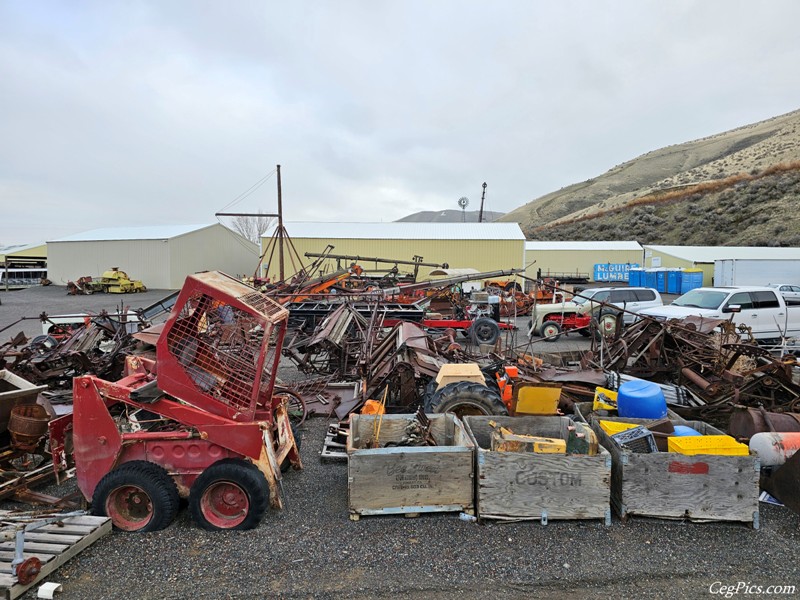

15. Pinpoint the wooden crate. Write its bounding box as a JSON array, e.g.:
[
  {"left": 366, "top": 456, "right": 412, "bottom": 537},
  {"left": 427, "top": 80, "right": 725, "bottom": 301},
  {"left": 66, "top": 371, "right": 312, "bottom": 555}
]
[
  {"left": 579, "top": 409, "right": 760, "bottom": 527},
  {"left": 463, "top": 416, "right": 611, "bottom": 525},
  {"left": 347, "top": 413, "right": 475, "bottom": 519}
]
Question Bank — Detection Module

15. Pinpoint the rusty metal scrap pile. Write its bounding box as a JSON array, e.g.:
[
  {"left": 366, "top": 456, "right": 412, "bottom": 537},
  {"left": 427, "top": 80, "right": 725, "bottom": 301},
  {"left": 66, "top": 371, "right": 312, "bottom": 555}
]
[
  {"left": 0, "top": 316, "right": 142, "bottom": 390},
  {"left": 588, "top": 315, "right": 800, "bottom": 428}
]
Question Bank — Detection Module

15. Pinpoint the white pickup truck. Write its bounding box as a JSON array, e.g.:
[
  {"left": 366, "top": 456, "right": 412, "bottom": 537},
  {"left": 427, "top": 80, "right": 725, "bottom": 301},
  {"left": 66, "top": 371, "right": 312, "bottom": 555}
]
[{"left": 638, "top": 286, "right": 800, "bottom": 342}]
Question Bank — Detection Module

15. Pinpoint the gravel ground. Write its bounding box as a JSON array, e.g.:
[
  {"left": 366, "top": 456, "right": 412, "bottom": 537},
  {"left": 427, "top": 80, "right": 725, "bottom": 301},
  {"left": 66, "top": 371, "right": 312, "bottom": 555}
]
[
  {"left": 2, "top": 286, "right": 799, "bottom": 599},
  {"left": 12, "top": 416, "right": 800, "bottom": 600}
]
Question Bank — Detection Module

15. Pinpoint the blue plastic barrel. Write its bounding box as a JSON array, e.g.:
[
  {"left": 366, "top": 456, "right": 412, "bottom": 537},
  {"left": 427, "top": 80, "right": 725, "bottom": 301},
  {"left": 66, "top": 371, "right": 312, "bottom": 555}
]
[
  {"left": 672, "top": 425, "right": 701, "bottom": 436},
  {"left": 616, "top": 380, "right": 667, "bottom": 419},
  {"left": 667, "top": 269, "right": 682, "bottom": 294}
]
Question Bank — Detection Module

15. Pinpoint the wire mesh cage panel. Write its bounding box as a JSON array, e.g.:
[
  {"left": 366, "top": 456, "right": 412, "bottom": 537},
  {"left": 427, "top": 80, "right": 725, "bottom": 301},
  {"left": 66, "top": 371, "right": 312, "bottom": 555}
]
[{"left": 166, "top": 291, "right": 274, "bottom": 416}]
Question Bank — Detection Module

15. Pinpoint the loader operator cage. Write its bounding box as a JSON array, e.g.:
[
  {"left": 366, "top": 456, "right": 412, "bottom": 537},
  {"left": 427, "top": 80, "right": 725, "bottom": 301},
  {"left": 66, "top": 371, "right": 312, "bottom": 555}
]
[{"left": 164, "top": 283, "right": 287, "bottom": 420}]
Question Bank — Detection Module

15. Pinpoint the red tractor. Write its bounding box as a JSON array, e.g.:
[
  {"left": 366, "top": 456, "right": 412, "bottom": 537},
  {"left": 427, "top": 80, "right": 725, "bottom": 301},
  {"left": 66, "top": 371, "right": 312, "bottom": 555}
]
[{"left": 50, "top": 271, "right": 302, "bottom": 532}]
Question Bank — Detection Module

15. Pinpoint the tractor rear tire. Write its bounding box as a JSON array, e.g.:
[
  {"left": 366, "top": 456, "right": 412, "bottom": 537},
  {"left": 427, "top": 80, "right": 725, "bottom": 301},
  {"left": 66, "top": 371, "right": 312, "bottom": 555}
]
[
  {"left": 190, "top": 458, "right": 269, "bottom": 531},
  {"left": 427, "top": 381, "right": 508, "bottom": 418},
  {"left": 540, "top": 320, "right": 562, "bottom": 342},
  {"left": 91, "top": 461, "right": 179, "bottom": 533},
  {"left": 470, "top": 317, "right": 500, "bottom": 346}
]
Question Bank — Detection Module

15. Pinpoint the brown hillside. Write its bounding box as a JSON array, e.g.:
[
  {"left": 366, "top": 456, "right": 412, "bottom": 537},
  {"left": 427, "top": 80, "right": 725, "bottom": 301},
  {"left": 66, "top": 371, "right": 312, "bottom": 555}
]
[{"left": 499, "top": 109, "right": 800, "bottom": 244}]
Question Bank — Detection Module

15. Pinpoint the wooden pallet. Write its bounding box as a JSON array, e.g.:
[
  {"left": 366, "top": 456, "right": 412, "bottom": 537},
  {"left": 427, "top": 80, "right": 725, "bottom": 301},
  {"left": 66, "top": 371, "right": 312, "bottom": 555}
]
[{"left": 0, "top": 515, "right": 111, "bottom": 600}]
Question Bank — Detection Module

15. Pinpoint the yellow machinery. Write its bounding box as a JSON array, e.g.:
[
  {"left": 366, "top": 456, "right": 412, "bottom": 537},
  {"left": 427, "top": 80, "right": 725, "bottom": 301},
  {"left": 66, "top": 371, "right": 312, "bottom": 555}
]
[{"left": 96, "top": 267, "right": 147, "bottom": 293}]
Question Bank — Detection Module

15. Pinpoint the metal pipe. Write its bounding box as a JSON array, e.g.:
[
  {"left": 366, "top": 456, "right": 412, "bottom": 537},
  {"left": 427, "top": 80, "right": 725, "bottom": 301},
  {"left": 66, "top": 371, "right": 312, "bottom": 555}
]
[{"left": 304, "top": 252, "right": 449, "bottom": 270}]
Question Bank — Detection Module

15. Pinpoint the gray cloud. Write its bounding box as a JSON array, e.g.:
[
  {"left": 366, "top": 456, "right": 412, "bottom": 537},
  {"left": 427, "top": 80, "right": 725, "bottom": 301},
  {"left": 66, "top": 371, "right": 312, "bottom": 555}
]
[{"left": 2, "top": 0, "right": 800, "bottom": 244}]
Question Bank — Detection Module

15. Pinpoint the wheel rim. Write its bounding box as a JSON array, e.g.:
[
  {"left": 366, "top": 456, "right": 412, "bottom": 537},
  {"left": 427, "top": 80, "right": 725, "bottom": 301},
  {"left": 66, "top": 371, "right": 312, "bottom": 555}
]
[
  {"left": 106, "top": 485, "right": 154, "bottom": 531},
  {"left": 542, "top": 325, "right": 558, "bottom": 338},
  {"left": 200, "top": 481, "right": 249, "bottom": 528},
  {"left": 599, "top": 315, "right": 617, "bottom": 335},
  {"left": 474, "top": 323, "right": 495, "bottom": 343}
]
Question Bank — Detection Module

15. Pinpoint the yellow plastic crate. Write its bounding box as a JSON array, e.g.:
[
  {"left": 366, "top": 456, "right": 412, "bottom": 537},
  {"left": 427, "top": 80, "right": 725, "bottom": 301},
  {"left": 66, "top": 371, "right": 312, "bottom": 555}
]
[
  {"left": 593, "top": 387, "right": 618, "bottom": 411},
  {"left": 667, "top": 435, "right": 749, "bottom": 456},
  {"left": 598, "top": 420, "right": 637, "bottom": 435}
]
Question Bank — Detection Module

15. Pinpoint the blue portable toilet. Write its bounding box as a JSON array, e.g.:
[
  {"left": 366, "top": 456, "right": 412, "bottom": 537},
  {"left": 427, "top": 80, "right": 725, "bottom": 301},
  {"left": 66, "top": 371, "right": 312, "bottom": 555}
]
[
  {"left": 644, "top": 269, "right": 657, "bottom": 290},
  {"left": 666, "top": 269, "right": 683, "bottom": 294},
  {"left": 680, "top": 269, "right": 704, "bottom": 294},
  {"left": 655, "top": 269, "right": 668, "bottom": 293},
  {"left": 628, "top": 268, "right": 643, "bottom": 287}
]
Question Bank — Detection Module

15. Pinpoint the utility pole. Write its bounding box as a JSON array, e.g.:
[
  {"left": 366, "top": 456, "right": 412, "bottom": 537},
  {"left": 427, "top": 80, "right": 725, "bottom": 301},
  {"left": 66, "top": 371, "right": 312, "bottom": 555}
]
[
  {"left": 478, "top": 182, "right": 487, "bottom": 223},
  {"left": 277, "top": 164, "right": 284, "bottom": 281}
]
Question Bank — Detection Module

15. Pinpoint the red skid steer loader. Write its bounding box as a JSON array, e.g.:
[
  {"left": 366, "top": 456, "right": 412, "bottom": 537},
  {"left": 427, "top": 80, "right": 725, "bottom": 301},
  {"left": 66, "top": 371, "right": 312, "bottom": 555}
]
[{"left": 50, "top": 271, "right": 302, "bottom": 532}]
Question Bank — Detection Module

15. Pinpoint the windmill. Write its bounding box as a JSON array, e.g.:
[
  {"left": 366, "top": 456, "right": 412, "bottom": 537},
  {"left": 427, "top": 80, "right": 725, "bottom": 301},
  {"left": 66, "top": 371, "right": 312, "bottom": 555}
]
[{"left": 457, "top": 196, "right": 469, "bottom": 222}]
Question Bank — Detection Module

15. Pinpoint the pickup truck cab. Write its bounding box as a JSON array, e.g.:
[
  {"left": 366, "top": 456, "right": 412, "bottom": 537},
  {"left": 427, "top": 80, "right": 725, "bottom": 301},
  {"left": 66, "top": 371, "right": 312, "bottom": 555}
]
[{"left": 638, "top": 286, "right": 800, "bottom": 342}]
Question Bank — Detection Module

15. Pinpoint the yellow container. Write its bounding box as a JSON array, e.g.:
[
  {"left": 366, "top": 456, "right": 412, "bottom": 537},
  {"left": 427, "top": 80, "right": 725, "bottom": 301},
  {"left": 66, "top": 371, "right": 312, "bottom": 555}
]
[
  {"left": 593, "top": 387, "right": 618, "bottom": 411},
  {"left": 667, "top": 435, "right": 749, "bottom": 456},
  {"left": 514, "top": 383, "right": 561, "bottom": 415},
  {"left": 598, "top": 420, "right": 637, "bottom": 435}
]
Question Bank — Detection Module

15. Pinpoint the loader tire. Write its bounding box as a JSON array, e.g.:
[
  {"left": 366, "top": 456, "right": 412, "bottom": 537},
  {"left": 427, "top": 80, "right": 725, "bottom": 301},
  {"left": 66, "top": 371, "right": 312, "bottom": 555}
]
[
  {"left": 427, "top": 381, "right": 508, "bottom": 419},
  {"left": 469, "top": 317, "right": 500, "bottom": 346},
  {"left": 91, "top": 461, "right": 179, "bottom": 533},
  {"left": 421, "top": 377, "right": 440, "bottom": 412},
  {"left": 190, "top": 458, "right": 269, "bottom": 531}
]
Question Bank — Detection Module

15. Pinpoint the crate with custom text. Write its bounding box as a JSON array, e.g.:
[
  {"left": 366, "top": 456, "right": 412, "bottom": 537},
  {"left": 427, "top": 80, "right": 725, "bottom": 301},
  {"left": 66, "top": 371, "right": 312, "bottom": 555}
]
[{"left": 463, "top": 415, "right": 611, "bottom": 525}]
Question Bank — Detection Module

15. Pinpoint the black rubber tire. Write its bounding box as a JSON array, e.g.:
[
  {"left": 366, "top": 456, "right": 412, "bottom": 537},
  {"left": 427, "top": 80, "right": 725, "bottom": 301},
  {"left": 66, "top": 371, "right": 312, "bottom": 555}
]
[
  {"left": 540, "top": 320, "right": 562, "bottom": 342},
  {"left": 594, "top": 308, "right": 620, "bottom": 341},
  {"left": 427, "top": 381, "right": 509, "bottom": 418},
  {"left": 189, "top": 458, "right": 269, "bottom": 531},
  {"left": 421, "top": 377, "right": 440, "bottom": 412},
  {"left": 504, "top": 282, "right": 522, "bottom": 292},
  {"left": 91, "top": 460, "right": 179, "bottom": 533},
  {"left": 470, "top": 317, "right": 500, "bottom": 346}
]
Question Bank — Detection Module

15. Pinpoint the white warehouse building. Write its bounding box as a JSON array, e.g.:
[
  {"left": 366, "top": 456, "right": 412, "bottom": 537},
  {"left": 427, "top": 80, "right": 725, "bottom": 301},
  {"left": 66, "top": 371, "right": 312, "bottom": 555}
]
[{"left": 47, "top": 224, "right": 259, "bottom": 289}]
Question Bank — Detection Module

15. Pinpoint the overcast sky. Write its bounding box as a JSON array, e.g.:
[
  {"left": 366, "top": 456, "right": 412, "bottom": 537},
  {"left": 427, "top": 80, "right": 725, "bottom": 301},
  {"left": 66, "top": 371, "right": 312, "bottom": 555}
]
[{"left": 2, "top": 0, "right": 800, "bottom": 245}]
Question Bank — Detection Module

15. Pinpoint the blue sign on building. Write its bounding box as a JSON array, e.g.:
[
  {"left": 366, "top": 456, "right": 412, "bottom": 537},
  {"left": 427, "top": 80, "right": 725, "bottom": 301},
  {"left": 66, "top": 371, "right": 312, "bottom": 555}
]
[{"left": 593, "top": 263, "right": 640, "bottom": 282}]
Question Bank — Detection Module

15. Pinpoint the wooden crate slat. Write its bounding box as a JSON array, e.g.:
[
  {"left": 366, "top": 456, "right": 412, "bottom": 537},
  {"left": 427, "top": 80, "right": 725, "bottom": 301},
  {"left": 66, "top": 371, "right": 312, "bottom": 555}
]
[
  {"left": 37, "top": 524, "right": 97, "bottom": 536},
  {"left": 59, "top": 516, "right": 108, "bottom": 527},
  {"left": 0, "top": 541, "right": 69, "bottom": 555},
  {"left": 19, "top": 533, "right": 84, "bottom": 545},
  {"left": 1, "top": 517, "right": 111, "bottom": 599},
  {"left": 0, "top": 552, "right": 55, "bottom": 563}
]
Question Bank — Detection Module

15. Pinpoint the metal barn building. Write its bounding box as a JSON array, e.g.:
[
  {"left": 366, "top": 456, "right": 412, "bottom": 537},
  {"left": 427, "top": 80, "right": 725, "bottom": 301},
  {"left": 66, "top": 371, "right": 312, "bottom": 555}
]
[
  {"left": 48, "top": 224, "right": 259, "bottom": 289},
  {"left": 525, "top": 241, "right": 643, "bottom": 283},
  {"left": 643, "top": 245, "right": 800, "bottom": 286},
  {"left": 263, "top": 222, "right": 526, "bottom": 282}
]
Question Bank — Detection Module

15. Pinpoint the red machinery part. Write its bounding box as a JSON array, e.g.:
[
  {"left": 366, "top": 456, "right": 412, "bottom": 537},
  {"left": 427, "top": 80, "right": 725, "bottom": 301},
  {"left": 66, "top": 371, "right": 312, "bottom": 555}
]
[{"left": 15, "top": 557, "right": 42, "bottom": 585}]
